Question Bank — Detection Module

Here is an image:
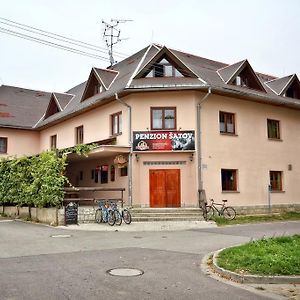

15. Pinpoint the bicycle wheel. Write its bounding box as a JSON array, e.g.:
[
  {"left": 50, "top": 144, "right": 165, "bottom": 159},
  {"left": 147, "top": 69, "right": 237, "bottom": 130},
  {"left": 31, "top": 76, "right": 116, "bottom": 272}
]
[
  {"left": 95, "top": 209, "right": 103, "bottom": 223},
  {"left": 206, "top": 206, "right": 215, "bottom": 220},
  {"left": 107, "top": 210, "right": 115, "bottom": 226},
  {"left": 122, "top": 209, "right": 132, "bottom": 224},
  {"left": 223, "top": 207, "right": 236, "bottom": 220},
  {"left": 114, "top": 210, "right": 122, "bottom": 226}
]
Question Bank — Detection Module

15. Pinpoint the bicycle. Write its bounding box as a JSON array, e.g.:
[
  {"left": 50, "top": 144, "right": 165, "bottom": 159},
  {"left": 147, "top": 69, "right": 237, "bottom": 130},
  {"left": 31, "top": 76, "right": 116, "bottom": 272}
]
[
  {"left": 110, "top": 201, "right": 122, "bottom": 226},
  {"left": 205, "top": 199, "right": 236, "bottom": 220},
  {"left": 95, "top": 200, "right": 115, "bottom": 226},
  {"left": 109, "top": 199, "right": 132, "bottom": 225},
  {"left": 120, "top": 207, "right": 132, "bottom": 224}
]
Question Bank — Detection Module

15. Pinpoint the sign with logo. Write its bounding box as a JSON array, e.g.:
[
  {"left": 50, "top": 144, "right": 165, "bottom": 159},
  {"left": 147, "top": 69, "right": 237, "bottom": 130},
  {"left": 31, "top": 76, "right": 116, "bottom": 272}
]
[{"left": 133, "top": 131, "right": 195, "bottom": 151}]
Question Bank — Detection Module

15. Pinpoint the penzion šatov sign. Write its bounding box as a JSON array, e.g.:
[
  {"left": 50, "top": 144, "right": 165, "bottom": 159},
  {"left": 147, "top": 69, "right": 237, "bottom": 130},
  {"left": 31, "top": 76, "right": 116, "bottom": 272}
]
[{"left": 133, "top": 130, "right": 195, "bottom": 151}]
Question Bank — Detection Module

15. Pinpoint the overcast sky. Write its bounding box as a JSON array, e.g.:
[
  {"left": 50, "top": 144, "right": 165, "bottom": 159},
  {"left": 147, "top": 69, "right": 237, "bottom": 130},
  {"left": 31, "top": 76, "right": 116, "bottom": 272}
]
[{"left": 0, "top": 0, "right": 299, "bottom": 92}]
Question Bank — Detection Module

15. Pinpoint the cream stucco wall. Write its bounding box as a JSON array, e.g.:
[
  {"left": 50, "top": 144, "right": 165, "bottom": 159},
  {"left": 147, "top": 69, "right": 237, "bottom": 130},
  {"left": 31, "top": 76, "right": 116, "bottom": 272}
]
[
  {"left": 200, "top": 94, "right": 300, "bottom": 206},
  {"left": 39, "top": 101, "right": 129, "bottom": 151},
  {"left": 0, "top": 128, "right": 40, "bottom": 158},
  {"left": 127, "top": 91, "right": 198, "bottom": 207}
]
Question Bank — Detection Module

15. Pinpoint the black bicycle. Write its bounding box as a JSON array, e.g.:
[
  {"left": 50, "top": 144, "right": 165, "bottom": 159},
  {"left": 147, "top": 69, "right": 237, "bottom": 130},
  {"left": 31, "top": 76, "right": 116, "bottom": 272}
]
[{"left": 205, "top": 199, "right": 236, "bottom": 220}]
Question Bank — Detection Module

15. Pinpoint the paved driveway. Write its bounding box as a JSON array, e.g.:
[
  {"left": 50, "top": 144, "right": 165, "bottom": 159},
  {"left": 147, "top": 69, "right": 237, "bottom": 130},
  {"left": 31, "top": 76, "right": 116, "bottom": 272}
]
[{"left": 0, "top": 220, "right": 299, "bottom": 299}]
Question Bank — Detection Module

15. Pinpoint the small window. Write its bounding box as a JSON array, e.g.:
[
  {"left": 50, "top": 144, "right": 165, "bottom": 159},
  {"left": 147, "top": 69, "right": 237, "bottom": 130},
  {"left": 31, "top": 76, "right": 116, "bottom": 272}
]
[
  {"left": 0, "top": 137, "right": 7, "bottom": 154},
  {"left": 50, "top": 135, "right": 57, "bottom": 150},
  {"left": 100, "top": 165, "right": 109, "bottom": 184},
  {"left": 267, "top": 119, "right": 280, "bottom": 139},
  {"left": 219, "top": 112, "right": 235, "bottom": 134},
  {"left": 270, "top": 171, "right": 282, "bottom": 191},
  {"left": 110, "top": 165, "right": 115, "bottom": 182},
  {"left": 75, "top": 125, "right": 84, "bottom": 144},
  {"left": 120, "top": 166, "right": 128, "bottom": 177},
  {"left": 151, "top": 107, "right": 176, "bottom": 130},
  {"left": 144, "top": 58, "right": 184, "bottom": 78},
  {"left": 221, "top": 169, "right": 237, "bottom": 191},
  {"left": 111, "top": 112, "right": 122, "bottom": 135},
  {"left": 79, "top": 171, "right": 83, "bottom": 181}
]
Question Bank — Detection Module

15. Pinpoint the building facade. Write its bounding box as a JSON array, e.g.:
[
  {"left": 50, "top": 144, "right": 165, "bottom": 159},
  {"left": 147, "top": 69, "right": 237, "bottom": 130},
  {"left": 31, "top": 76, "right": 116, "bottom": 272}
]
[{"left": 0, "top": 44, "right": 299, "bottom": 210}]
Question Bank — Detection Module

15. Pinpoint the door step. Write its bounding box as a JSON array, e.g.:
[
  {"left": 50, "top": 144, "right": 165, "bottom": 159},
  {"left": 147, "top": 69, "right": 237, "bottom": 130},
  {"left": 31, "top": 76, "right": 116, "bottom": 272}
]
[{"left": 131, "top": 208, "right": 205, "bottom": 222}]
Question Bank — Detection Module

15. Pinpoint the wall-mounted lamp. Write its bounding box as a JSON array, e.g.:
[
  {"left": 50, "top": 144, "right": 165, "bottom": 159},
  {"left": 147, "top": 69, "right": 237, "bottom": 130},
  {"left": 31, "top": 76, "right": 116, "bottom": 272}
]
[
  {"left": 135, "top": 153, "right": 140, "bottom": 162},
  {"left": 189, "top": 153, "right": 194, "bottom": 162}
]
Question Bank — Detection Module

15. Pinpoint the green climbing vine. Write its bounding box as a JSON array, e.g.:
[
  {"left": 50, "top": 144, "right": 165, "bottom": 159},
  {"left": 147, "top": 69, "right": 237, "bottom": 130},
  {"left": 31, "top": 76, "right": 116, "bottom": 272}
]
[
  {"left": 0, "top": 151, "right": 67, "bottom": 208},
  {"left": 0, "top": 143, "right": 98, "bottom": 208}
]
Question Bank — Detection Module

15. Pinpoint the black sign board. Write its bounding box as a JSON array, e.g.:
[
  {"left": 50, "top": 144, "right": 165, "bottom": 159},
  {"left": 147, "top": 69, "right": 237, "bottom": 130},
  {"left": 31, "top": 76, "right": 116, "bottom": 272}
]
[{"left": 65, "top": 202, "right": 78, "bottom": 225}]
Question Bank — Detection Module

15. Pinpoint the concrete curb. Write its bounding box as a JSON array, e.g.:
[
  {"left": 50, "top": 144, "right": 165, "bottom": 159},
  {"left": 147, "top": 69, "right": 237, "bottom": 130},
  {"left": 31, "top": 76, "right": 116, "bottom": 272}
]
[{"left": 212, "top": 248, "right": 300, "bottom": 284}]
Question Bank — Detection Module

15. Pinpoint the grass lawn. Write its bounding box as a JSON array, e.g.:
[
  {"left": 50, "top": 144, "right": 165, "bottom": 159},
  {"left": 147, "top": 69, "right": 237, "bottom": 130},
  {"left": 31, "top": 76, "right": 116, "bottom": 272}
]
[
  {"left": 214, "top": 211, "right": 300, "bottom": 226},
  {"left": 217, "top": 235, "right": 300, "bottom": 276}
]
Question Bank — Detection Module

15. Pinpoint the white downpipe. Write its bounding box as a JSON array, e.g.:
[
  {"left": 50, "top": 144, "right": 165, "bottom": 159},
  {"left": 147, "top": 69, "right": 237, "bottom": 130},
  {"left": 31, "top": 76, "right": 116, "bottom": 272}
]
[
  {"left": 197, "top": 87, "right": 212, "bottom": 197},
  {"left": 115, "top": 93, "right": 133, "bottom": 206}
]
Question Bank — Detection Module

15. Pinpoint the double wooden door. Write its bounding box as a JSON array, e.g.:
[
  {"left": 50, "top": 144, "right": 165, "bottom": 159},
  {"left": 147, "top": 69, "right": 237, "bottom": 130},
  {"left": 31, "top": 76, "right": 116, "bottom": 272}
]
[{"left": 149, "top": 169, "right": 181, "bottom": 208}]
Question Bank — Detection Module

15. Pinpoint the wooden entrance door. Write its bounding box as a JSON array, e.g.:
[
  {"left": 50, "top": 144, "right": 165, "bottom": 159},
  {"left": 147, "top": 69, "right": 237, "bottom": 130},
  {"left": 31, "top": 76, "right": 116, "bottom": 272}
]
[{"left": 149, "top": 169, "right": 180, "bottom": 208}]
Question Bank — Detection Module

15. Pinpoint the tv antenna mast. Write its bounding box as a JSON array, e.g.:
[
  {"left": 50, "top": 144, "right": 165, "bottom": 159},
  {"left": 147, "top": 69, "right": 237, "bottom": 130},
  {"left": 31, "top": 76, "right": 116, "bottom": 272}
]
[{"left": 102, "top": 19, "right": 132, "bottom": 66}]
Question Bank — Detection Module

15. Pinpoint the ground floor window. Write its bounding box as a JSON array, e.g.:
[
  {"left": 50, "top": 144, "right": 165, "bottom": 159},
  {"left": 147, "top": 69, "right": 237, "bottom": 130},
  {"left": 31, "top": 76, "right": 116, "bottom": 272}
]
[
  {"left": 110, "top": 165, "right": 115, "bottom": 182},
  {"left": 100, "top": 165, "right": 109, "bottom": 184},
  {"left": 0, "top": 137, "right": 7, "bottom": 153},
  {"left": 120, "top": 166, "right": 128, "bottom": 177},
  {"left": 270, "top": 171, "right": 282, "bottom": 191},
  {"left": 221, "top": 169, "right": 237, "bottom": 191}
]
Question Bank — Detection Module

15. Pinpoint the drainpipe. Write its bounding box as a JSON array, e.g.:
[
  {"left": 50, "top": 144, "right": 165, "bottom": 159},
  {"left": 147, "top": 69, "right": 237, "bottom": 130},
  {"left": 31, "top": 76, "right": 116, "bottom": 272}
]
[
  {"left": 196, "top": 87, "right": 212, "bottom": 209},
  {"left": 115, "top": 93, "right": 133, "bottom": 207}
]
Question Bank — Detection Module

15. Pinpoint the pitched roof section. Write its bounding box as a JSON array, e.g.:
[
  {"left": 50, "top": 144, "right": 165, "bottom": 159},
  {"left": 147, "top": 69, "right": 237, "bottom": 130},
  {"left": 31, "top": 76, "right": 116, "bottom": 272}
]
[
  {"left": 93, "top": 68, "right": 119, "bottom": 90},
  {"left": 53, "top": 92, "right": 74, "bottom": 110},
  {"left": 217, "top": 59, "right": 266, "bottom": 92},
  {"left": 217, "top": 60, "right": 246, "bottom": 83},
  {"left": 133, "top": 46, "right": 204, "bottom": 82},
  {"left": 0, "top": 85, "right": 50, "bottom": 128},
  {"left": 264, "top": 74, "right": 297, "bottom": 95}
]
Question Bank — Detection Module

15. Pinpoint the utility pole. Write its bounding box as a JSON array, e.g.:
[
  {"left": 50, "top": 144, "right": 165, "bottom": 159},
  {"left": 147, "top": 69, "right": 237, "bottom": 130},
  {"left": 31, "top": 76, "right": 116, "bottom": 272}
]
[{"left": 102, "top": 19, "right": 132, "bottom": 66}]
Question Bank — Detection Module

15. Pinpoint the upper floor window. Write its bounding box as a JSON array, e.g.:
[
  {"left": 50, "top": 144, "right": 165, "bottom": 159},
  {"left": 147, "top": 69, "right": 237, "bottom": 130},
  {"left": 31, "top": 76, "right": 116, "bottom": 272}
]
[
  {"left": 111, "top": 112, "right": 122, "bottom": 135},
  {"left": 270, "top": 171, "right": 283, "bottom": 191},
  {"left": 75, "top": 125, "right": 84, "bottom": 144},
  {"left": 151, "top": 107, "right": 176, "bottom": 130},
  {"left": 221, "top": 169, "right": 238, "bottom": 191},
  {"left": 267, "top": 119, "right": 280, "bottom": 139},
  {"left": 0, "top": 137, "right": 7, "bottom": 154},
  {"left": 219, "top": 111, "right": 235, "bottom": 134},
  {"left": 50, "top": 135, "right": 57, "bottom": 150},
  {"left": 145, "top": 58, "right": 184, "bottom": 78}
]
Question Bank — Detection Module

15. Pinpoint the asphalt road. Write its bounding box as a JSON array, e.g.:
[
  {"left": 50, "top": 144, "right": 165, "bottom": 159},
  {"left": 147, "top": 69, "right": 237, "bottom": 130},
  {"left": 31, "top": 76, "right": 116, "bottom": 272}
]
[{"left": 0, "top": 220, "right": 299, "bottom": 300}]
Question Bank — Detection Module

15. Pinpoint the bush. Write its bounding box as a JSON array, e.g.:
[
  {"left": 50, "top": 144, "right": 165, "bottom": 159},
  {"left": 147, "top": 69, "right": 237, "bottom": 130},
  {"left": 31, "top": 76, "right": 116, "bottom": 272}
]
[{"left": 0, "top": 151, "right": 67, "bottom": 208}]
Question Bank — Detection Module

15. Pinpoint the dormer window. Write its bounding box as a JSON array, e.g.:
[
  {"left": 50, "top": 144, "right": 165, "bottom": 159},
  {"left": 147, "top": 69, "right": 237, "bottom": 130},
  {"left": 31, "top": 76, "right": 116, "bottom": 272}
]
[
  {"left": 283, "top": 80, "right": 300, "bottom": 99},
  {"left": 94, "top": 83, "right": 103, "bottom": 95},
  {"left": 217, "top": 60, "right": 266, "bottom": 93},
  {"left": 145, "top": 58, "right": 184, "bottom": 78}
]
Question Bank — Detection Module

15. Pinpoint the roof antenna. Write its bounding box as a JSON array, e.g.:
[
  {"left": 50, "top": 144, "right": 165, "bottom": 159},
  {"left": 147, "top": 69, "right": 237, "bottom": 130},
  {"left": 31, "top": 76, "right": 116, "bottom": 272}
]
[{"left": 102, "top": 19, "right": 133, "bottom": 66}]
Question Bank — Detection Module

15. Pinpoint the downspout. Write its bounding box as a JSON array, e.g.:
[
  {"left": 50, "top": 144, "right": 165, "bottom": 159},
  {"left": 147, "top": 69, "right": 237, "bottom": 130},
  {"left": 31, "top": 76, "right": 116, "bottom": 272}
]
[
  {"left": 115, "top": 93, "right": 133, "bottom": 206},
  {"left": 197, "top": 87, "right": 211, "bottom": 209}
]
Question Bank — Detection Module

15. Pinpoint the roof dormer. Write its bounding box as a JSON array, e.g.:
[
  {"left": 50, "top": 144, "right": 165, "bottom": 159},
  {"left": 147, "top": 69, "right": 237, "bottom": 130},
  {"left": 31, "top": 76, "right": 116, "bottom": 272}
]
[
  {"left": 44, "top": 93, "right": 74, "bottom": 119},
  {"left": 217, "top": 60, "right": 266, "bottom": 92},
  {"left": 44, "top": 94, "right": 61, "bottom": 119},
  {"left": 81, "top": 67, "right": 119, "bottom": 102},
  {"left": 134, "top": 46, "right": 201, "bottom": 80},
  {"left": 265, "top": 74, "right": 300, "bottom": 99}
]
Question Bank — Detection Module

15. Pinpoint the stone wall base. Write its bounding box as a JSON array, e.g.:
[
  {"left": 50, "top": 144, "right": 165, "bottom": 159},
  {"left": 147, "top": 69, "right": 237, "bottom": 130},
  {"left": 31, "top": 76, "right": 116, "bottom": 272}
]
[{"left": 0, "top": 204, "right": 299, "bottom": 226}]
